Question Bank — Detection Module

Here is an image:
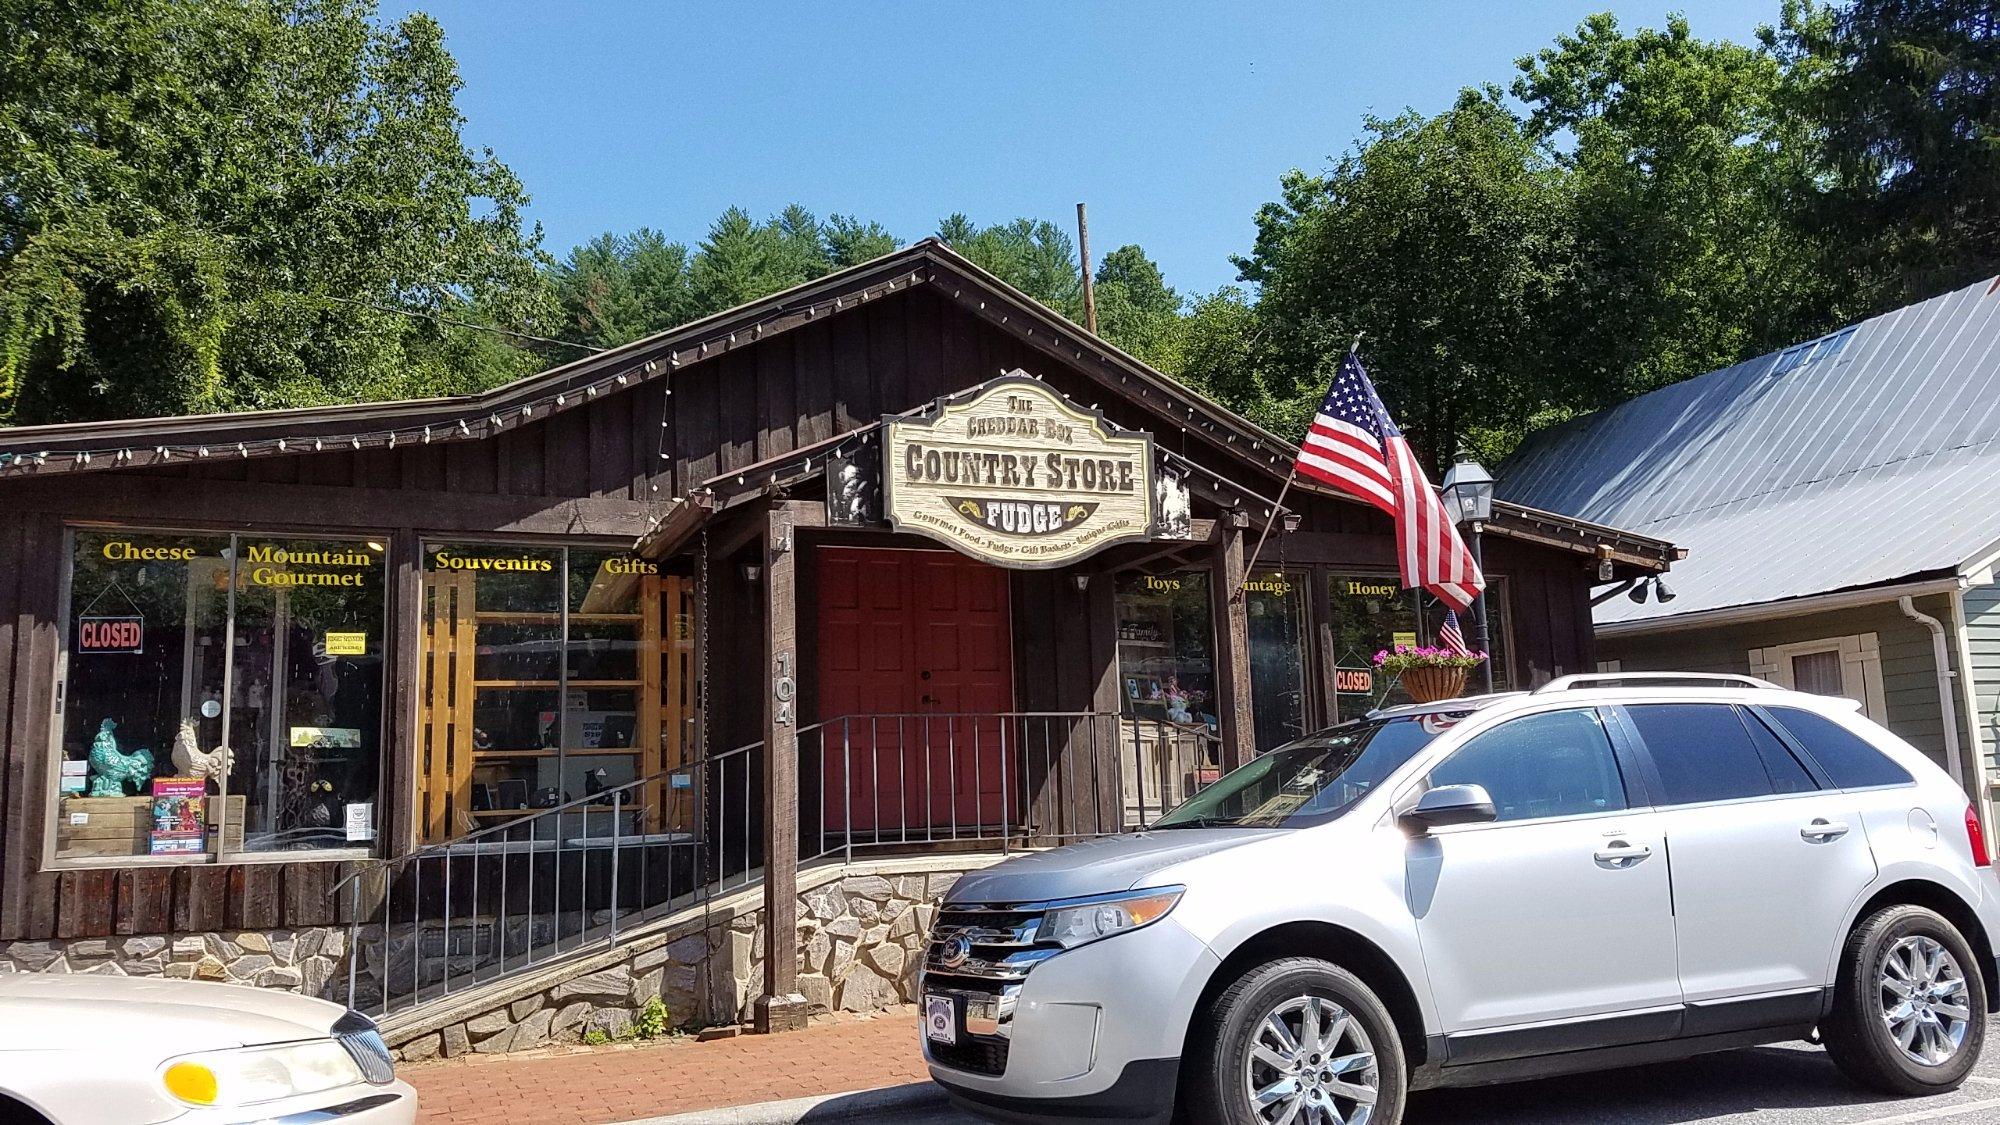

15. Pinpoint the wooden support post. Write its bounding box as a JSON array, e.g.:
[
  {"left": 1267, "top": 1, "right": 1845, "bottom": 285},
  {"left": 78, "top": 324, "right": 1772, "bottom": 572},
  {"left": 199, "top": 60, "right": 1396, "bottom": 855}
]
[
  {"left": 754, "top": 503, "right": 810, "bottom": 1033},
  {"left": 1213, "top": 509, "right": 1256, "bottom": 772}
]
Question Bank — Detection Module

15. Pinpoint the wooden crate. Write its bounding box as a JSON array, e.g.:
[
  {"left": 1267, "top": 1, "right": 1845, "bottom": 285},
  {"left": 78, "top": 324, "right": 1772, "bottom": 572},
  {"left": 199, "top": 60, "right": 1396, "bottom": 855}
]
[{"left": 57, "top": 794, "right": 247, "bottom": 858}]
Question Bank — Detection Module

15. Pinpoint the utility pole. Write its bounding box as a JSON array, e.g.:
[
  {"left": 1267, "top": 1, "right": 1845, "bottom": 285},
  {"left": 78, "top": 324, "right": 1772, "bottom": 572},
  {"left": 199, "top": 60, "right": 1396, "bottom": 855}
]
[{"left": 1076, "top": 202, "right": 1097, "bottom": 334}]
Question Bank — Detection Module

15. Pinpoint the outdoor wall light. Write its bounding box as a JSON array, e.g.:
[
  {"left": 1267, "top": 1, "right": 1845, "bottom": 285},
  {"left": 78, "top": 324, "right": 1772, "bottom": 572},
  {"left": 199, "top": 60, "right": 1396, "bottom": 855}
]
[
  {"left": 1282, "top": 512, "right": 1302, "bottom": 533},
  {"left": 1629, "top": 580, "right": 1651, "bottom": 604},
  {"left": 1440, "top": 456, "right": 1496, "bottom": 525},
  {"left": 741, "top": 563, "right": 763, "bottom": 584},
  {"left": 1073, "top": 573, "right": 1091, "bottom": 594},
  {"left": 1654, "top": 577, "right": 1676, "bottom": 603}
]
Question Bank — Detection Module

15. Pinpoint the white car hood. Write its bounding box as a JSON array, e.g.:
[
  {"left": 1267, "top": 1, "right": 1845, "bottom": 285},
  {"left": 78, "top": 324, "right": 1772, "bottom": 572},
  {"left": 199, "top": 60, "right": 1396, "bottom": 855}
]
[{"left": 0, "top": 974, "right": 348, "bottom": 1053}]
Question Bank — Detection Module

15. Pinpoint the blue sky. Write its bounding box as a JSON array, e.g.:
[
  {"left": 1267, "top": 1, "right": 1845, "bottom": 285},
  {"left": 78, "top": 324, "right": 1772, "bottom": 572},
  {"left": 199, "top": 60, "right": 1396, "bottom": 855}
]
[{"left": 380, "top": 1, "right": 1773, "bottom": 296}]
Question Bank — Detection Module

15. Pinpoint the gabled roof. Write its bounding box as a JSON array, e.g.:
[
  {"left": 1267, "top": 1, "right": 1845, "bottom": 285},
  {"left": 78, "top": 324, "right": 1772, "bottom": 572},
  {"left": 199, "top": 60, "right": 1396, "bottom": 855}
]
[
  {"left": 0, "top": 238, "right": 1674, "bottom": 569},
  {"left": 1501, "top": 275, "right": 2000, "bottom": 624}
]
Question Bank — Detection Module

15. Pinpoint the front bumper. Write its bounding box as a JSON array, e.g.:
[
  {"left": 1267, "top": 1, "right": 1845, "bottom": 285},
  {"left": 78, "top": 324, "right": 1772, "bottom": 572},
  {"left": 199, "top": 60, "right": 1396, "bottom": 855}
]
[
  {"left": 189, "top": 1081, "right": 417, "bottom": 1125},
  {"left": 921, "top": 915, "right": 1218, "bottom": 1122}
]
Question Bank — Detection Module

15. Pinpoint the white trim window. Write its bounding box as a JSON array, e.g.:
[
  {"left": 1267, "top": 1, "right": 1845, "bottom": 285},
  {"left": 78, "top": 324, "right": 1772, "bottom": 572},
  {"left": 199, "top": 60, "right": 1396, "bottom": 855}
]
[{"left": 1749, "top": 634, "right": 1888, "bottom": 723}]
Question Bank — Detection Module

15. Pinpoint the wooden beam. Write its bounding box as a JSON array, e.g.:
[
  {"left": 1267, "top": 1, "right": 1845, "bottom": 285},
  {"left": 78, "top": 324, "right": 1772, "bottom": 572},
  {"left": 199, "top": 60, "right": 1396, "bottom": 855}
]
[
  {"left": 1212, "top": 510, "right": 1256, "bottom": 771},
  {"left": 634, "top": 491, "right": 716, "bottom": 560},
  {"left": 754, "top": 503, "right": 809, "bottom": 1033},
  {"left": 0, "top": 474, "right": 656, "bottom": 538}
]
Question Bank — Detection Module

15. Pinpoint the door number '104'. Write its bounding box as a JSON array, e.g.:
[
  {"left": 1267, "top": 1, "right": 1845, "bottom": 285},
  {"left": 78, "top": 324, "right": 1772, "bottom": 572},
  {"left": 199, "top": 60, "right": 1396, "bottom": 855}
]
[{"left": 773, "top": 650, "right": 795, "bottom": 726}]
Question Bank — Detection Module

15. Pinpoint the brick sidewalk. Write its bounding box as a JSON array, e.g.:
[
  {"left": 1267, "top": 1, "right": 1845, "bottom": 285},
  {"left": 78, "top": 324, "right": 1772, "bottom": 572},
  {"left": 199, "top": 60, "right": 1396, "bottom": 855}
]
[{"left": 405, "top": 1005, "right": 932, "bottom": 1125}]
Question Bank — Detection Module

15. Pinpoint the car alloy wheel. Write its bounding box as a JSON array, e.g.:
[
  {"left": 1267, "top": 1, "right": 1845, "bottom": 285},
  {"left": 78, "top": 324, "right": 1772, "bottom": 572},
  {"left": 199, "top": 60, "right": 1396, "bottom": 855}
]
[
  {"left": 1243, "top": 994, "right": 1379, "bottom": 1124},
  {"left": 1879, "top": 934, "right": 1973, "bottom": 1067}
]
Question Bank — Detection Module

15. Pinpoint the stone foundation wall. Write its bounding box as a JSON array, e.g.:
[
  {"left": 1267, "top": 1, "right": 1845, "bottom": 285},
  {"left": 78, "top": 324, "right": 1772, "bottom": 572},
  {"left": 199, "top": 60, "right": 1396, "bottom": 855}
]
[
  {"left": 386, "top": 857, "right": 988, "bottom": 1060},
  {"left": 0, "top": 927, "right": 352, "bottom": 997}
]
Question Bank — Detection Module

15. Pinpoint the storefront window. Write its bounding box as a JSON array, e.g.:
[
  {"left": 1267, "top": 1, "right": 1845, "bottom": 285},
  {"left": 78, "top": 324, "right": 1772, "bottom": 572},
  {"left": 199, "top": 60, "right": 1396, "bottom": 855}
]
[
  {"left": 1114, "top": 572, "right": 1216, "bottom": 727},
  {"left": 228, "top": 538, "right": 387, "bottom": 851},
  {"left": 55, "top": 530, "right": 386, "bottom": 862},
  {"left": 1325, "top": 573, "right": 1513, "bottom": 719},
  {"left": 421, "top": 543, "right": 661, "bottom": 840},
  {"left": 1245, "top": 570, "right": 1311, "bottom": 753}
]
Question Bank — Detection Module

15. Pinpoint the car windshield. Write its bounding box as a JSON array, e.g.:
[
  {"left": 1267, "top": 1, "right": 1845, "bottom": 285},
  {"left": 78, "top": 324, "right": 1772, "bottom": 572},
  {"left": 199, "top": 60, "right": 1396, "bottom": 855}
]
[{"left": 1150, "top": 713, "right": 1463, "bottom": 830}]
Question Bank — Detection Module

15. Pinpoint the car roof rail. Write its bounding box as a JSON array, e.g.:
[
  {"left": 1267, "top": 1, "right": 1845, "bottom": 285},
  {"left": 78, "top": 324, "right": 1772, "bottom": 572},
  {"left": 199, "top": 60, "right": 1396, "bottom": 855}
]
[{"left": 1533, "top": 672, "right": 1782, "bottom": 694}]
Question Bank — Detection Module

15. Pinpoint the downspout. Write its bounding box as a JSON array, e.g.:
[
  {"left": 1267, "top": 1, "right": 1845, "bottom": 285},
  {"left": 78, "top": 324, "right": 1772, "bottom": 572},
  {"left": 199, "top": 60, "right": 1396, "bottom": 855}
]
[{"left": 1901, "top": 595, "right": 1967, "bottom": 790}]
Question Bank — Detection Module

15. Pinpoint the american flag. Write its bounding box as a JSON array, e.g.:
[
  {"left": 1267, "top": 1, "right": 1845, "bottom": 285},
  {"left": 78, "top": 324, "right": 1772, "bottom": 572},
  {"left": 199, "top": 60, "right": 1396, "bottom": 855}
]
[
  {"left": 1295, "top": 351, "right": 1484, "bottom": 610},
  {"left": 1438, "top": 608, "right": 1471, "bottom": 655}
]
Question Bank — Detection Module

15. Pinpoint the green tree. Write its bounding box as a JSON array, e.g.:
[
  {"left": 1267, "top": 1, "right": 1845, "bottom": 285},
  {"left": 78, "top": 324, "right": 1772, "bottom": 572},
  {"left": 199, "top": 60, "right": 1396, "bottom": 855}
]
[
  {"left": 935, "top": 215, "right": 1083, "bottom": 317},
  {"left": 1092, "top": 244, "right": 1183, "bottom": 369},
  {"left": 1234, "top": 90, "right": 1574, "bottom": 468},
  {"left": 1515, "top": 12, "right": 1845, "bottom": 405},
  {"left": 550, "top": 229, "right": 691, "bottom": 347},
  {"left": 1173, "top": 286, "right": 1263, "bottom": 417},
  {"left": 1773, "top": 0, "right": 2000, "bottom": 304},
  {"left": 823, "top": 214, "right": 898, "bottom": 267},
  {"left": 0, "top": 0, "right": 554, "bottom": 423}
]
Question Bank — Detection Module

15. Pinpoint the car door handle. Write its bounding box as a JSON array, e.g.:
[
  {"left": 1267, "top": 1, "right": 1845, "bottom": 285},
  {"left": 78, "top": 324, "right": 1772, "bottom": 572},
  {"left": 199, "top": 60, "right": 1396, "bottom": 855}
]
[
  {"left": 1801, "top": 819, "right": 1850, "bottom": 842},
  {"left": 1594, "top": 841, "right": 1652, "bottom": 866}
]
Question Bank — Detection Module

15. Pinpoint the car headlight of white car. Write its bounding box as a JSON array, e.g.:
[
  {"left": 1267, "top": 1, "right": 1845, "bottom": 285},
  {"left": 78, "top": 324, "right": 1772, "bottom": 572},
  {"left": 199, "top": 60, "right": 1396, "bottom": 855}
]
[
  {"left": 159, "top": 1038, "right": 365, "bottom": 1108},
  {"left": 1039, "top": 886, "right": 1184, "bottom": 949}
]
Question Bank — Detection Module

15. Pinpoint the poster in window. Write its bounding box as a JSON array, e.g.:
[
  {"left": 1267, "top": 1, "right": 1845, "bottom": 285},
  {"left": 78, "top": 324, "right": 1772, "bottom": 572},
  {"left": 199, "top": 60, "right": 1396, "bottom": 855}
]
[{"left": 149, "top": 777, "right": 207, "bottom": 855}]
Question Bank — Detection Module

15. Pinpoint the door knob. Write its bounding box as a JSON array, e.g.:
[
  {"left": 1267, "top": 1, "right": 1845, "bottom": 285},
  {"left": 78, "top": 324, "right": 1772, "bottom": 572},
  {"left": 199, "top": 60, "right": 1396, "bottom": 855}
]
[{"left": 1801, "top": 819, "right": 1850, "bottom": 842}]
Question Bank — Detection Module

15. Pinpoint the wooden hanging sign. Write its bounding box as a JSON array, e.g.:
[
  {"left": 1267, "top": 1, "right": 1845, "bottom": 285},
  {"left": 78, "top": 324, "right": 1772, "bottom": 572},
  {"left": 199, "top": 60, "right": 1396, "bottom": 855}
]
[{"left": 883, "top": 373, "right": 1156, "bottom": 569}]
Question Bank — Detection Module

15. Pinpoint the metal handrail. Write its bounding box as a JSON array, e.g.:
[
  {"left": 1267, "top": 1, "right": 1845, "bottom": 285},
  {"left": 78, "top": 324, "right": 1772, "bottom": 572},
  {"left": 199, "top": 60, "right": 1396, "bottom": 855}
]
[
  {"left": 333, "top": 709, "right": 1221, "bottom": 1017},
  {"left": 329, "top": 738, "right": 759, "bottom": 898}
]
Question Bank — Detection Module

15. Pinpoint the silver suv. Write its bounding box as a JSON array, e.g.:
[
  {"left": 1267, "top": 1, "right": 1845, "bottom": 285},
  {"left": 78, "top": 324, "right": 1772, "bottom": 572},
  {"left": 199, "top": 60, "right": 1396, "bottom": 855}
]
[{"left": 919, "top": 674, "right": 2000, "bottom": 1125}]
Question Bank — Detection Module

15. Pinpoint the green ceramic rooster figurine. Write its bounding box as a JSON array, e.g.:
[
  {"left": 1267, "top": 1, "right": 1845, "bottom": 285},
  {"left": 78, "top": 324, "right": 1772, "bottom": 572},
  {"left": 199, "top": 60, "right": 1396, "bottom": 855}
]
[{"left": 87, "top": 718, "right": 154, "bottom": 796}]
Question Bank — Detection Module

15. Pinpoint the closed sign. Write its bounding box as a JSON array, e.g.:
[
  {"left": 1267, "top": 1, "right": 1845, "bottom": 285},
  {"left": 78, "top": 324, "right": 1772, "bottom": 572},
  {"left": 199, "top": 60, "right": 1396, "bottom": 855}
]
[{"left": 77, "top": 615, "right": 144, "bottom": 654}]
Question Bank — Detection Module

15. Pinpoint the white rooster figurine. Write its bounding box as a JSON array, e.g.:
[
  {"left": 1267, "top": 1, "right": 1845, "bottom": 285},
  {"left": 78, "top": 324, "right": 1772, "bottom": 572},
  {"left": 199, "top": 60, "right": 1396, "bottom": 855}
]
[{"left": 170, "top": 719, "right": 231, "bottom": 783}]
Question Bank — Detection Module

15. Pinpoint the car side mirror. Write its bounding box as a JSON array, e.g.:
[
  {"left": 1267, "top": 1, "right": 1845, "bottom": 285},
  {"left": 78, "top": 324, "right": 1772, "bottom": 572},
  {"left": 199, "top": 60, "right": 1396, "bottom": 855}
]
[{"left": 1398, "top": 784, "right": 1497, "bottom": 834}]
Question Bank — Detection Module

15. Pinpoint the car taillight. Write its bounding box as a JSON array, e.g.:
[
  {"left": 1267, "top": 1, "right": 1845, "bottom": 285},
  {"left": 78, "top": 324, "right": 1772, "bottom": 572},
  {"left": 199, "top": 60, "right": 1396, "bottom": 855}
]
[{"left": 1967, "top": 805, "right": 1991, "bottom": 868}]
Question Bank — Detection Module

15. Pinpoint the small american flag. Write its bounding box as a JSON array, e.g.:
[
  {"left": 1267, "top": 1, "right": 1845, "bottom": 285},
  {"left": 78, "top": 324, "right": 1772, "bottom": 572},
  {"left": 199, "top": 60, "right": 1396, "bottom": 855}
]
[
  {"left": 1438, "top": 608, "right": 1470, "bottom": 656},
  {"left": 1295, "top": 352, "right": 1484, "bottom": 610}
]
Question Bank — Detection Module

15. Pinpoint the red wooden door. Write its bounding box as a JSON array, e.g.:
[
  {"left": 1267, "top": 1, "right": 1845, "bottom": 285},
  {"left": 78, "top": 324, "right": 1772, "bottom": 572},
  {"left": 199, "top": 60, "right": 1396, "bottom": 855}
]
[{"left": 817, "top": 548, "right": 1014, "bottom": 834}]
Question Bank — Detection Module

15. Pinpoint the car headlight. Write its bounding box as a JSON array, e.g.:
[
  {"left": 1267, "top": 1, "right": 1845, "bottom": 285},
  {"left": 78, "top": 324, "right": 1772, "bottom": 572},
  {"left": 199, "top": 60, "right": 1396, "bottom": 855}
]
[
  {"left": 1039, "top": 886, "right": 1183, "bottom": 949},
  {"left": 160, "top": 1039, "right": 364, "bottom": 1108}
]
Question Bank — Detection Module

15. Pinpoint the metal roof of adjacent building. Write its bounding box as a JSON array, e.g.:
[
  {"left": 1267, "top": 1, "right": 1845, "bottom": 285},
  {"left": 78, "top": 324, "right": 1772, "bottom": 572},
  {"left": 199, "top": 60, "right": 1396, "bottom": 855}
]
[{"left": 1499, "top": 275, "right": 2000, "bottom": 625}]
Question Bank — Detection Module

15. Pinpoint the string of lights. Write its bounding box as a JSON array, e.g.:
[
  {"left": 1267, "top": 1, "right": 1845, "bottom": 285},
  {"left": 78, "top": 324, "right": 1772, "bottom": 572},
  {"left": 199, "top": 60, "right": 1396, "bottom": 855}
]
[{"left": 0, "top": 262, "right": 1297, "bottom": 490}]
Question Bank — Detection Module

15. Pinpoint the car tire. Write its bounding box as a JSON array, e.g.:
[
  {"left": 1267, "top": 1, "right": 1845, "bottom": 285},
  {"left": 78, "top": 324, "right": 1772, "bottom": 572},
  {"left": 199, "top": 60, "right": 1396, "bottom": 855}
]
[
  {"left": 1187, "top": 956, "right": 1407, "bottom": 1125},
  {"left": 1823, "top": 904, "right": 1988, "bottom": 1096}
]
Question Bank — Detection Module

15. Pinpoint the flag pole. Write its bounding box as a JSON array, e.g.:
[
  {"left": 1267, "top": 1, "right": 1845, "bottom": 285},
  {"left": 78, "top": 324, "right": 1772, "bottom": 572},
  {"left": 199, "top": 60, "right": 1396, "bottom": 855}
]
[{"left": 1239, "top": 334, "right": 1362, "bottom": 596}]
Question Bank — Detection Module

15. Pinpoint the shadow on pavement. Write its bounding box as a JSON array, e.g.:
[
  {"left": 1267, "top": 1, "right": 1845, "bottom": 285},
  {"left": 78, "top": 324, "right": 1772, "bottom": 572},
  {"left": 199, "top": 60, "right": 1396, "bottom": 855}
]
[{"left": 1409, "top": 1043, "right": 1983, "bottom": 1124}]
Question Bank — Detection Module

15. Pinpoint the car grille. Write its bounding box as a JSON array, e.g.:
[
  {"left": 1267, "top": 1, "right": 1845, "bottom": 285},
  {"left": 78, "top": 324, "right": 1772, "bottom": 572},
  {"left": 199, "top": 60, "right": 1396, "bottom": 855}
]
[
  {"left": 928, "top": 1035, "right": 1012, "bottom": 1077},
  {"left": 922, "top": 903, "right": 1064, "bottom": 1078},
  {"left": 921, "top": 903, "right": 1059, "bottom": 991},
  {"left": 334, "top": 1010, "right": 396, "bottom": 1085}
]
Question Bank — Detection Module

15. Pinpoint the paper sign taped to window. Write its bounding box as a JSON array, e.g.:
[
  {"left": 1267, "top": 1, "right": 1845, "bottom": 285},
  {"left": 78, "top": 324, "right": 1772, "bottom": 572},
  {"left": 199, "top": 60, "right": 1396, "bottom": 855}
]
[
  {"left": 323, "top": 631, "right": 367, "bottom": 656},
  {"left": 345, "top": 802, "right": 375, "bottom": 842},
  {"left": 291, "top": 727, "right": 361, "bottom": 749}
]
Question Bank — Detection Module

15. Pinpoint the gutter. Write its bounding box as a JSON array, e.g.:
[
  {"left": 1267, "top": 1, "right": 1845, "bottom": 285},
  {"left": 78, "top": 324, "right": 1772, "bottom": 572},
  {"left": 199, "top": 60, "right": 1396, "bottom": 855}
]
[
  {"left": 1596, "top": 576, "right": 1965, "bottom": 638},
  {"left": 1900, "top": 595, "right": 1967, "bottom": 790}
]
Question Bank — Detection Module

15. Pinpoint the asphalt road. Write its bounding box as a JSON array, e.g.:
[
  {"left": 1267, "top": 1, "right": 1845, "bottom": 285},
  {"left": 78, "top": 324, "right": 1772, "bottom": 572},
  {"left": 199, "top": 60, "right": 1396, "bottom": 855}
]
[{"left": 879, "top": 1020, "right": 2000, "bottom": 1124}]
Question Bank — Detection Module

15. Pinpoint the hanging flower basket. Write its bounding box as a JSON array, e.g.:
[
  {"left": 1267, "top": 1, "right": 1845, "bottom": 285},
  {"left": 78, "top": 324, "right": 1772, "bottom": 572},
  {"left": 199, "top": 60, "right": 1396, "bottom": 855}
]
[
  {"left": 1374, "top": 645, "right": 1488, "bottom": 703},
  {"left": 1400, "top": 664, "right": 1470, "bottom": 703}
]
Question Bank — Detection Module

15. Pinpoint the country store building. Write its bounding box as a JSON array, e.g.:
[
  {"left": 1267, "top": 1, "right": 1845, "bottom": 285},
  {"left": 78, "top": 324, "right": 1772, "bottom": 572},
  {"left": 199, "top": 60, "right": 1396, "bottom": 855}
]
[{"left": 0, "top": 241, "right": 1675, "bottom": 1053}]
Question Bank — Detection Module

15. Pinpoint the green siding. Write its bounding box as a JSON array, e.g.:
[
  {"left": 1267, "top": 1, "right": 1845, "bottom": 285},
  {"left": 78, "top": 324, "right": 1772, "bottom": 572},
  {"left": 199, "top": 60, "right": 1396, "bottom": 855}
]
[
  {"left": 1962, "top": 580, "right": 2000, "bottom": 777},
  {"left": 1599, "top": 595, "right": 1964, "bottom": 773}
]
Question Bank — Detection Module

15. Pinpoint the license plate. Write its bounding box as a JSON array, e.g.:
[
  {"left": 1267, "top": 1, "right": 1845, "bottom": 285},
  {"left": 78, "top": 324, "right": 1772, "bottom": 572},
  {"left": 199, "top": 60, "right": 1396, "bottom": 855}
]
[{"left": 924, "top": 994, "right": 957, "bottom": 1045}]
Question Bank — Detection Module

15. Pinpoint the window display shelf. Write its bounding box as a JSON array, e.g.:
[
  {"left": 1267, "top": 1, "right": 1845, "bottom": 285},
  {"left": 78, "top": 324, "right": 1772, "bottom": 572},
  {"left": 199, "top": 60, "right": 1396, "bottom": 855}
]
[
  {"left": 473, "top": 747, "right": 641, "bottom": 759},
  {"left": 470, "top": 679, "right": 643, "bottom": 690},
  {"left": 473, "top": 611, "right": 642, "bottom": 624}
]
